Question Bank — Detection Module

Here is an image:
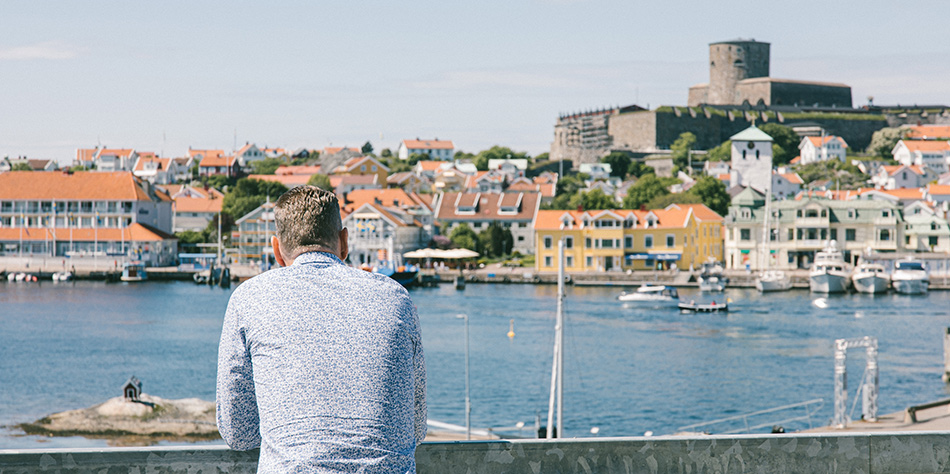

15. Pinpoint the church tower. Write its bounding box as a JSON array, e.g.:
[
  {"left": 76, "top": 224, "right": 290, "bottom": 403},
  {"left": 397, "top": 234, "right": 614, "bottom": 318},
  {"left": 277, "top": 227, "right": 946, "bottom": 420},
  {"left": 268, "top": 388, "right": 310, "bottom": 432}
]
[{"left": 729, "top": 126, "right": 773, "bottom": 194}]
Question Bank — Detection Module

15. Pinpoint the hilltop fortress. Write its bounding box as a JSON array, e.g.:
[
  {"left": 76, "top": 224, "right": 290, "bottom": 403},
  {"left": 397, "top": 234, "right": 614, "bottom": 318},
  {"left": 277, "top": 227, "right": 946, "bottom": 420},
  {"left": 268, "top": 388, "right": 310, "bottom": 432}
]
[{"left": 551, "top": 39, "right": 949, "bottom": 165}]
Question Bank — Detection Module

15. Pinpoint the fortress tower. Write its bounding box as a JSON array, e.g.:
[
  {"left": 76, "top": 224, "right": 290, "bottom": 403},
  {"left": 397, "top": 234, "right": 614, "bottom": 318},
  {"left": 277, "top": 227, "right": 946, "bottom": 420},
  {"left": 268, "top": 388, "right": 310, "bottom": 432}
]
[{"left": 707, "top": 40, "right": 770, "bottom": 105}]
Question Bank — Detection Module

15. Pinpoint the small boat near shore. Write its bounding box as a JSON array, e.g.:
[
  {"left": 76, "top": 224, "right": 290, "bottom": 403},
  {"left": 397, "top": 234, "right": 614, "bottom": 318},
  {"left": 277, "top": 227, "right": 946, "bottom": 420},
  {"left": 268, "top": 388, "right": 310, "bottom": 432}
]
[
  {"left": 120, "top": 262, "right": 147, "bottom": 282},
  {"left": 809, "top": 241, "right": 850, "bottom": 293},
  {"left": 678, "top": 300, "right": 728, "bottom": 313},
  {"left": 618, "top": 285, "right": 679, "bottom": 305},
  {"left": 698, "top": 259, "right": 728, "bottom": 292},
  {"left": 891, "top": 258, "right": 929, "bottom": 294},
  {"left": 851, "top": 262, "right": 889, "bottom": 294}
]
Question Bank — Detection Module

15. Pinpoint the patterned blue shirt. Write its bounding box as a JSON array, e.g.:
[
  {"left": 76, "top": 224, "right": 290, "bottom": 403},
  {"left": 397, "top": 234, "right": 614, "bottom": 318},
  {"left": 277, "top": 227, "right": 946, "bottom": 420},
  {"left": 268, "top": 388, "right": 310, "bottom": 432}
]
[{"left": 217, "top": 251, "right": 426, "bottom": 473}]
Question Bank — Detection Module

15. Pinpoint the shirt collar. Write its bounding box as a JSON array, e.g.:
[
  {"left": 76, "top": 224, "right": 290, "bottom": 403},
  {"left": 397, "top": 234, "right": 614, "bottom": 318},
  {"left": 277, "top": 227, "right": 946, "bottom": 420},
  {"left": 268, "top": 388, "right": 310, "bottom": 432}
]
[{"left": 292, "top": 251, "right": 344, "bottom": 267}]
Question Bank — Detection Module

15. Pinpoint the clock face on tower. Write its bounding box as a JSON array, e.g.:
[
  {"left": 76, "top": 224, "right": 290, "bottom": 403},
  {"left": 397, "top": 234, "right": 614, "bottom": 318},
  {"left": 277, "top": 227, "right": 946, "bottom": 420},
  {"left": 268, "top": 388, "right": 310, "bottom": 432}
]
[{"left": 747, "top": 141, "right": 755, "bottom": 149}]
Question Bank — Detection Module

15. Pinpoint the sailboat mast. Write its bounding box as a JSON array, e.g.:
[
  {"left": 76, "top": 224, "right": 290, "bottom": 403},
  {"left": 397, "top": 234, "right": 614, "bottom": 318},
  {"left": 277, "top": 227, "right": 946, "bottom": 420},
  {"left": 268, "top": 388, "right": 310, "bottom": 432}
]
[
  {"left": 761, "top": 176, "right": 773, "bottom": 271},
  {"left": 547, "top": 239, "right": 565, "bottom": 438}
]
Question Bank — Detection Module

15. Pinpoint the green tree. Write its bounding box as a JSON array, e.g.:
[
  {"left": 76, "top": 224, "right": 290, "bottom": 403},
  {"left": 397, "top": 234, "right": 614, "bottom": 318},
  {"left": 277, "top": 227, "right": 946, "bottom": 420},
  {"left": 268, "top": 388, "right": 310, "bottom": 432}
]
[
  {"left": 533, "top": 152, "right": 550, "bottom": 162},
  {"left": 601, "top": 152, "right": 631, "bottom": 179},
  {"left": 175, "top": 230, "right": 207, "bottom": 245},
  {"left": 205, "top": 174, "right": 235, "bottom": 191},
  {"left": 797, "top": 160, "right": 868, "bottom": 189},
  {"left": 670, "top": 132, "right": 697, "bottom": 172},
  {"left": 706, "top": 140, "right": 731, "bottom": 162},
  {"left": 622, "top": 174, "right": 669, "bottom": 209},
  {"left": 759, "top": 123, "right": 800, "bottom": 166},
  {"left": 627, "top": 161, "right": 655, "bottom": 178},
  {"left": 866, "top": 127, "right": 904, "bottom": 159},
  {"left": 687, "top": 176, "right": 730, "bottom": 216},
  {"left": 568, "top": 188, "right": 617, "bottom": 210},
  {"left": 546, "top": 174, "right": 587, "bottom": 210},
  {"left": 11, "top": 163, "right": 32, "bottom": 171},
  {"left": 307, "top": 173, "right": 333, "bottom": 191},
  {"left": 449, "top": 223, "right": 478, "bottom": 251},
  {"left": 477, "top": 222, "right": 513, "bottom": 257},
  {"left": 473, "top": 146, "right": 530, "bottom": 171},
  {"left": 645, "top": 192, "right": 702, "bottom": 210},
  {"left": 361, "top": 141, "right": 374, "bottom": 154},
  {"left": 408, "top": 153, "right": 429, "bottom": 165},
  {"left": 380, "top": 148, "right": 393, "bottom": 159},
  {"left": 222, "top": 178, "right": 289, "bottom": 221},
  {"left": 250, "top": 157, "right": 283, "bottom": 175}
]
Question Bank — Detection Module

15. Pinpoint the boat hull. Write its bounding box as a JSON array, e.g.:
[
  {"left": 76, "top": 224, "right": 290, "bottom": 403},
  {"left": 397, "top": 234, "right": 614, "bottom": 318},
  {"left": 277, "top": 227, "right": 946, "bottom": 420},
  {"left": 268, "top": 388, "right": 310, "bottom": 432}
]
[
  {"left": 756, "top": 273, "right": 791, "bottom": 292},
  {"left": 809, "top": 271, "right": 849, "bottom": 293},
  {"left": 678, "top": 302, "right": 728, "bottom": 312},
  {"left": 698, "top": 276, "right": 727, "bottom": 292},
  {"left": 892, "top": 278, "right": 928, "bottom": 295},
  {"left": 852, "top": 274, "right": 890, "bottom": 294}
]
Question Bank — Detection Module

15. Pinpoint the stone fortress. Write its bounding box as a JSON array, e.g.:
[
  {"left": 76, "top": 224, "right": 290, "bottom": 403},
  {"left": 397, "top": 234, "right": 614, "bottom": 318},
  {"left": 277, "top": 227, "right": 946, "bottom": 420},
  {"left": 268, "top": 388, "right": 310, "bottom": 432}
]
[{"left": 551, "top": 39, "right": 950, "bottom": 166}]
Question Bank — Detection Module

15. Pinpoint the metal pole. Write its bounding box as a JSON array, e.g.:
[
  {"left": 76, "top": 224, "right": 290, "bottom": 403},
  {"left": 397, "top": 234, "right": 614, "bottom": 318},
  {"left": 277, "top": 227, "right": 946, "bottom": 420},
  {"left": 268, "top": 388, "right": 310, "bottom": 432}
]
[
  {"left": 459, "top": 314, "right": 471, "bottom": 440},
  {"left": 547, "top": 239, "right": 565, "bottom": 439},
  {"left": 864, "top": 338, "right": 878, "bottom": 422},
  {"left": 834, "top": 339, "right": 847, "bottom": 428},
  {"left": 556, "top": 240, "right": 564, "bottom": 439},
  {"left": 942, "top": 327, "right": 950, "bottom": 383}
]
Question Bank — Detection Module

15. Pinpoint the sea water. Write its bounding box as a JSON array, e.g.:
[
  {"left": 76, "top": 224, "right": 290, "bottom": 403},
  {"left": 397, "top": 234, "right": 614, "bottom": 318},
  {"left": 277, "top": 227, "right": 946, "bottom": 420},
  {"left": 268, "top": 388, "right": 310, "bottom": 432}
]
[{"left": 1, "top": 279, "right": 949, "bottom": 447}]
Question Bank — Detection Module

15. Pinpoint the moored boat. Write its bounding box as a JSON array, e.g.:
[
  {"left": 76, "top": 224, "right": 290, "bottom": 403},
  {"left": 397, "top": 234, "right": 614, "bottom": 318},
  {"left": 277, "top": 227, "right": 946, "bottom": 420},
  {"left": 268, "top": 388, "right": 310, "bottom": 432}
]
[
  {"left": 809, "top": 241, "right": 850, "bottom": 293},
  {"left": 851, "top": 263, "right": 889, "bottom": 294},
  {"left": 120, "top": 262, "right": 148, "bottom": 282},
  {"left": 756, "top": 270, "right": 791, "bottom": 292},
  {"left": 698, "top": 259, "right": 728, "bottom": 292},
  {"left": 618, "top": 285, "right": 679, "bottom": 305},
  {"left": 891, "top": 258, "right": 929, "bottom": 295},
  {"left": 678, "top": 300, "right": 728, "bottom": 312}
]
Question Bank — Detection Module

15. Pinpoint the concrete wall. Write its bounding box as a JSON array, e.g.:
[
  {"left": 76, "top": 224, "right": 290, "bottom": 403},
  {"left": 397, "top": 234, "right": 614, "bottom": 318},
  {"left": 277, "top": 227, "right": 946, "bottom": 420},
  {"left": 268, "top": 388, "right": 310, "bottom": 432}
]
[{"left": 6, "top": 433, "right": 950, "bottom": 473}]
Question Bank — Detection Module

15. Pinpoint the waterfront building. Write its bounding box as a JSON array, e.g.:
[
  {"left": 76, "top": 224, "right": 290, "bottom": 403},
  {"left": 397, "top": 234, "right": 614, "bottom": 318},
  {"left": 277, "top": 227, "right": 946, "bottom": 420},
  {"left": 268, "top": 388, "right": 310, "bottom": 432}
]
[
  {"left": 0, "top": 171, "right": 177, "bottom": 265},
  {"left": 435, "top": 191, "right": 541, "bottom": 255},
  {"left": 798, "top": 135, "right": 848, "bottom": 164},
  {"left": 397, "top": 138, "right": 454, "bottom": 161},
  {"left": 724, "top": 187, "right": 907, "bottom": 270},
  {"left": 232, "top": 200, "right": 276, "bottom": 269},
  {"left": 534, "top": 204, "right": 723, "bottom": 273},
  {"left": 342, "top": 188, "right": 435, "bottom": 241},
  {"left": 342, "top": 202, "right": 429, "bottom": 268},
  {"left": 892, "top": 140, "right": 950, "bottom": 174},
  {"left": 902, "top": 206, "right": 950, "bottom": 253}
]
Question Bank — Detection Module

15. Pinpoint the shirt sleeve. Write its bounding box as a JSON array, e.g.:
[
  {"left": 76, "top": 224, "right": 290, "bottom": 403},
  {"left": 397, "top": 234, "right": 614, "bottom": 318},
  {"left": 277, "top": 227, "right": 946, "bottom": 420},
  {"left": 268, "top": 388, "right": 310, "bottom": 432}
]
[
  {"left": 410, "top": 305, "right": 427, "bottom": 445},
  {"left": 216, "top": 295, "right": 262, "bottom": 450}
]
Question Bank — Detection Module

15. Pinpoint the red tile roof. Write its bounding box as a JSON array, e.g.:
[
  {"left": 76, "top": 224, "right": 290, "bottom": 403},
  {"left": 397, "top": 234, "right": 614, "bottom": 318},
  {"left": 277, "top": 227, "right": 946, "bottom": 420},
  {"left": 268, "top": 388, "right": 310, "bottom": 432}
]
[
  {"left": 435, "top": 192, "right": 540, "bottom": 221},
  {"left": 0, "top": 222, "right": 175, "bottom": 242},
  {"left": 403, "top": 139, "right": 454, "bottom": 150},
  {"left": 901, "top": 140, "right": 950, "bottom": 153},
  {"left": 906, "top": 125, "right": 950, "bottom": 140},
  {"left": 534, "top": 204, "right": 721, "bottom": 230},
  {"left": 0, "top": 171, "right": 156, "bottom": 201}
]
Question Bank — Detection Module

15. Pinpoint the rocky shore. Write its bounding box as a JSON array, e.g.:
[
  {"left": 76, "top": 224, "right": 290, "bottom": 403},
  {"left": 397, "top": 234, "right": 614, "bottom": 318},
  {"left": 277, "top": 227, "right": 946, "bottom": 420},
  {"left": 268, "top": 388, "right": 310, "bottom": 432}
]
[{"left": 17, "top": 394, "right": 219, "bottom": 445}]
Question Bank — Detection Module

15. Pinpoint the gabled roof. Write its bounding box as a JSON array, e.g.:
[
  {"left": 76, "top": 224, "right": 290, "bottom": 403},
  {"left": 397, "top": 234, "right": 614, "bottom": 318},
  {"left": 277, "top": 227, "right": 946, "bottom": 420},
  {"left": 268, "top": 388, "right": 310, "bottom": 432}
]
[
  {"left": 134, "top": 157, "right": 171, "bottom": 172},
  {"left": 323, "top": 146, "right": 360, "bottom": 155},
  {"left": 402, "top": 139, "right": 454, "bottom": 150},
  {"left": 275, "top": 165, "right": 322, "bottom": 176},
  {"left": 342, "top": 188, "right": 431, "bottom": 213},
  {"left": 927, "top": 183, "right": 950, "bottom": 196},
  {"left": 0, "top": 171, "right": 158, "bottom": 201},
  {"left": 0, "top": 222, "right": 176, "bottom": 242},
  {"left": 343, "top": 202, "right": 420, "bottom": 228},
  {"left": 416, "top": 160, "right": 445, "bottom": 172},
  {"left": 905, "top": 125, "right": 950, "bottom": 140},
  {"left": 199, "top": 154, "right": 235, "bottom": 168},
  {"left": 336, "top": 155, "right": 389, "bottom": 174},
  {"left": 899, "top": 140, "right": 950, "bottom": 153},
  {"left": 188, "top": 149, "right": 226, "bottom": 159},
  {"left": 881, "top": 165, "right": 925, "bottom": 176},
  {"left": 98, "top": 148, "right": 135, "bottom": 158},
  {"left": 803, "top": 135, "right": 848, "bottom": 148},
  {"left": 776, "top": 171, "right": 803, "bottom": 184},
  {"left": 730, "top": 126, "right": 773, "bottom": 142},
  {"left": 436, "top": 191, "right": 540, "bottom": 221},
  {"left": 534, "top": 204, "right": 721, "bottom": 231}
]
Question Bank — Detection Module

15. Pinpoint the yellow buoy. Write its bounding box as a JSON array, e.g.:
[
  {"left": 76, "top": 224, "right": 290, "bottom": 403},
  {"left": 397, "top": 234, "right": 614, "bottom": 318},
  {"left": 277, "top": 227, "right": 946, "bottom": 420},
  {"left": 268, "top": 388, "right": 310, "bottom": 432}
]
[{"left": 507, "top": 319, "right": 515, "bottom": 339}]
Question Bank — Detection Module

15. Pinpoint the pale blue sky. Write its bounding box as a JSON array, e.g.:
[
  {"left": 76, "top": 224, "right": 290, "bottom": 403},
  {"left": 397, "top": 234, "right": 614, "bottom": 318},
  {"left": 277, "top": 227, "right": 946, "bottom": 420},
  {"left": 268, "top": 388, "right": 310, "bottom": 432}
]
[{"left": 2, "top": 1, "right": 949, "bottom": 164}]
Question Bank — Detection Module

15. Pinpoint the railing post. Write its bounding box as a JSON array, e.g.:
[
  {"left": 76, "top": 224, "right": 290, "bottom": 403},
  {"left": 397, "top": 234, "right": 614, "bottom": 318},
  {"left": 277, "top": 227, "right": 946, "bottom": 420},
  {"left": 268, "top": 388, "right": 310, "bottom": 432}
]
[
  {"left": 942, "top": 327, "right": 950, "bottom": 383},
  {"left": 834, "top": 339, "right": 848, "bottom": 428},
  {"left": 863, "top": 338, "right": 878, "bottom": 422}
]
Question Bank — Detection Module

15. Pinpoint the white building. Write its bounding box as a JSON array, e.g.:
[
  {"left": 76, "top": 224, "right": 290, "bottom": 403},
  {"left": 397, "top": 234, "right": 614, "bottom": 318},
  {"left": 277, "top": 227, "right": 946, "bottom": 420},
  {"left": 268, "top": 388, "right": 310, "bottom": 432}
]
[
  {"left": 892, "top": 140, "right": 950, "bottom": 174},
  {"left": 397, "top": 139, "right": 455, "bottom": 161},
  {"left": 772, "top": 171, "right": 803, "bottom": 200},
  {"left": 798, "top": 135, "right": 848, "bottom": 164},
  {"left": 871, "top": 165, "right": 933, "bottom": 190},
  {"left": 729, "top": 126, "right": 773, "bottom": 194}
]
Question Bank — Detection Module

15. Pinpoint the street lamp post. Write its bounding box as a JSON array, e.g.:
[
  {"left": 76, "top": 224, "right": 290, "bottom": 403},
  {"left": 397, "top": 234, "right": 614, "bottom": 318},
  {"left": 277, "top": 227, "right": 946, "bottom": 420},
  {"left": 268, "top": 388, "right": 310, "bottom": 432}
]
[{"left": 456, "top": 313, "right": 471, "bottom": 440}]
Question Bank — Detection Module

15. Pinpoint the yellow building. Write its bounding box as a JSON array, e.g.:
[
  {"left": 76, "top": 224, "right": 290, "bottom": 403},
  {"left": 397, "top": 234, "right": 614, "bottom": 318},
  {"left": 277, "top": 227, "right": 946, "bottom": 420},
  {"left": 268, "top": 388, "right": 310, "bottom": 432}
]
[
  {"left": 333, "top": 155, "right": 390, "bottom": 185},
  {"left": 535, "top": 204, "right": 723, "bottom": 273}
]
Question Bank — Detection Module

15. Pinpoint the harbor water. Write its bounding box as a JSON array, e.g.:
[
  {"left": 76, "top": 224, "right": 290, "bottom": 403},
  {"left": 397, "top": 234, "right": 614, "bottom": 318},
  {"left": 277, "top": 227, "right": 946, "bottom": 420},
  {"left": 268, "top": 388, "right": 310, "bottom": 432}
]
[{"left": 1, "top": 279, "right": 949, "bottom": 447}]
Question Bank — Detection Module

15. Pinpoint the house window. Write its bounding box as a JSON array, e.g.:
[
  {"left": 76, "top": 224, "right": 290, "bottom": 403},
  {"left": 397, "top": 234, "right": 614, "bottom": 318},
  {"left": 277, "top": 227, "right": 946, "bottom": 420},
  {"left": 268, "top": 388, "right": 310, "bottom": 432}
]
[
  {"left": 601, "top": 239, "right": 614, "bottom": 248},
  {"left": 930, "top": 236, "right": 939, "bottom": 246},
  {"left": 371, "top": 165, "right": 377, "bottom": 172},
  {"left": 882, "top": 210, "right": 891, "bottom": 218},
  {"left": 830, "top": 229, "right": 837, "bottom": 240},
  {"left": 566, "top": 256, "right": 574, "bottom": 267},
  {"left": 666, "top": 234, "right": 675, "bottom": 247},
  {"left": 544, "top": 256, "right": 552, "bottom": 267},
  {"left": 879, "top": 229, "right": 890, "bottom": 241},
  {"left": 361, "top": 165, "right": 366, "bottom": 172},
  {"left": 586, "top": 256, "right": 593, "bottom": 267},
  {"left": 740, "top": 209, "right": 751, "bottom": 219},
  {"left": 517, "top": 236, "right": 524, "bottom": 242},
  {"left": 543, "top": 236, "right": 552, "bottom": 249},
  {"left": 797, "top": 210, "right": 803, "bottom": 217},
  {"left": 644, "top": 235, "right": 653, "bottom": 248},
  {"left": 625, "top": 236, "right": 633, "bottom": 248},
  {"left": 846, "top": 229, "right": 856, "bottom": 241},
  {"left": 585, "top": 238, "right": 591, "bottom": 248},
  {"left": 847, "top": 209, "right": 855, "bottom": 219},
  {"left": 565, "top": 237, "right": 574, "bottom": 249},
  {"left": 740, "top": 229, "right": 751, "bottom": 241}
]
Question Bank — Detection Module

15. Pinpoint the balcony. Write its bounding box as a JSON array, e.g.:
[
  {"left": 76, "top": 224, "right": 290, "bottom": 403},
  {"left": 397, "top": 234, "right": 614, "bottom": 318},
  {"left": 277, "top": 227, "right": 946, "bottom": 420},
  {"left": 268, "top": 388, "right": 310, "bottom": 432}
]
[
  {"left": 794, "top": 217, "right": 829, "bottom": 227},
  {"left": 3, "top": 433, "right": 949, "bottom": 473}
]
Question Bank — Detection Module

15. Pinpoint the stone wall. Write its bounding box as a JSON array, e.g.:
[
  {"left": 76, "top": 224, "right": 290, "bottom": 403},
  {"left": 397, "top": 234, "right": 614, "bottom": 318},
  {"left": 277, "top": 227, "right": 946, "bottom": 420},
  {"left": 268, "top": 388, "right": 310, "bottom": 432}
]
[{"left": 8, "top": 433, "right": 950, "bottom": 473}]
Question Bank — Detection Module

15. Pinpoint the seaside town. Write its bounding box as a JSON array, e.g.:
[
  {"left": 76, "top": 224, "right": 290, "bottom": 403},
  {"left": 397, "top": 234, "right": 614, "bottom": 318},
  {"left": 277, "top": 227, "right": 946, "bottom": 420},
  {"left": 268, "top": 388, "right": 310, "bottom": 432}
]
[
  {"left": 2, "top": 40, "right": 950, "bottom": 289},
  {"left": 5, "top": 37, "right": 950, "bottom": 473}
]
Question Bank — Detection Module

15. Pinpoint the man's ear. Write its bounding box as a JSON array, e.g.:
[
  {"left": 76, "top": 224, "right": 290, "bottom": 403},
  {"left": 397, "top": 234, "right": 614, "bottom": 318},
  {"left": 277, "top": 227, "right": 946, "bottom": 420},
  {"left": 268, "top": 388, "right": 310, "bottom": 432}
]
[
  {"left": 338, "top": 227, "right": 349, "bottom": 261},
  {"left": 272, "top": 236, "right": 288, "bottom": 267}
]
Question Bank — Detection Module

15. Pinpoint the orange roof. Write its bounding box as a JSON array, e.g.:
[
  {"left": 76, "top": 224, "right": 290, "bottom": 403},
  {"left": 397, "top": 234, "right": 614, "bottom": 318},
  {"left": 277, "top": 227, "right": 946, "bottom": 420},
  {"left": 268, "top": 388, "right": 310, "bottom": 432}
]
[
  {"left": 416, "top": 160, "right": 444, "bottom": 172},
  {"left": 806, "top": 136, "right": 847, "bottom": 148},
  {"left": 342, "top": 188, "right": 421, "bottom": 213},
  {"left": 534, "top": 205, "right": 720, "bottom": 231},
  {"left": 188, "top": 149, "right": 226, "bottom": 159},
  {"left": 882, "top": 165, "right": 925, "bottom": 176},
  {"left": 0, "top": 222, "right": 175, "bottom": 242},
  {"left": 98, "top": 148, "right": 135, "bottom": 158},
  {"left": 323, "top": 146, "right": 360, "bottom": 155},
  {"left": 779, "top": 172, "right": 803, "bottom": 184},
  {"left": 906, "top": 125, "right": 950, "bottom": 140},
  {"left": 403, "top": 139, "right": 454, "bottom": 150},
  {"left": 927, "top": 184, "right": 950, "bottom": 195},
  {"left": 76, "top": 148, "right": 98, "bottom": 163},
  {"left": 199, "top": 154, "right": 235, "bottom": 167},
  {"left": 0, "top": 171, "right": 156, "bottom": 201},
  {"left": 790, "top": 156, "right": 801, "bottom": 164},
  {"left": 247, "top": 174, "right": 313, "bottom": 187},
  {"left": 133, "top": 157, "right": 171, "bottom": 172},
  {"left": 901, "top": 140, "right": 950, "bottom": 153},
  {"left": 174, "top": 195, "right": 223, "bottom": 213},
  {"left": 275, "top": 165, "right": 321, "bottom": 176},
  {"left": 874, "top": 188, "right": 926, "bottom": 199}
]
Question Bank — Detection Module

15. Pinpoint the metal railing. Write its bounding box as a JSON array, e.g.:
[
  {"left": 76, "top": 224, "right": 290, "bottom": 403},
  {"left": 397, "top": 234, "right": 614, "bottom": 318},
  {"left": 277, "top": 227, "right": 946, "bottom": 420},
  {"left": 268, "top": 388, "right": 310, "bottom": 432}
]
[{"left": 675, "top": 399, "right": 824, "bottom": 434}]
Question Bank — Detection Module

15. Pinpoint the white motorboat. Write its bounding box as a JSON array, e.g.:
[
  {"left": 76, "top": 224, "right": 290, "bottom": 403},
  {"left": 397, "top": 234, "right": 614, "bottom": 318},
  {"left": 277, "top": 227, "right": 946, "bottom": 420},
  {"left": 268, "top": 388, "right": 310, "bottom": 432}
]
[
  {"left": 121, "top": 262, "right": 148, "bottom": 282},
  {"left": 809, "top": 241, "right": 850, "bottom": 293},
  {"left": 756, "top": 270, "right": 791, "bottom": 292},
  {"left": 618, "top": 285, "right": 679, "bottom": 305},
  {"left": 891, "top": 258, "right": 929, "bottom": 294},
  {"left": 851, "top": 263, "right": 889, "bottom": 294},
  {"left": 698, "top": 259, "right": 728, "bottom": 292}
]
